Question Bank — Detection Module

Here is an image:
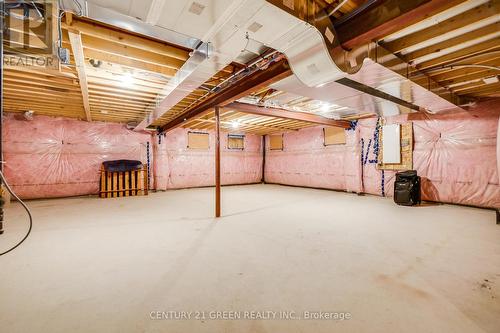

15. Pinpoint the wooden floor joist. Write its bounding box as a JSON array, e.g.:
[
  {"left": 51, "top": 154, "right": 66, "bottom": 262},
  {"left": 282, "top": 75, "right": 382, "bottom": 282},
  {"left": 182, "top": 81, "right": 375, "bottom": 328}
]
[
  {"left": 3, "top": 0, "right": 499, "bottom": 130},
  {"left": 225, "top": 102, "right": 351, "bottom": 129},
  {"left": 68, "top": 31, "right": 92, "bottom": 122}
]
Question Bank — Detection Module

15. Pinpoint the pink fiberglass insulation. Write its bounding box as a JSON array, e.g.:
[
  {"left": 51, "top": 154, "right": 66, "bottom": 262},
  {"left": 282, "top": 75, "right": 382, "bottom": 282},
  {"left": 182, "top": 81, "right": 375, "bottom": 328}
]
[
  {"left": 265, "top": 126, "right": 362, "bottom": 193},
  {"left": 497, "top": 113, "right": 500, "bottom": 183},
  {"left": 266, "top": 100, "right": 500, "bottom": 208},
  {"left": 3, "top": 114, "right": 151, "bottom": 199},
  {"left": 154, "top": 127, "right": 262, "bottom": 190}
]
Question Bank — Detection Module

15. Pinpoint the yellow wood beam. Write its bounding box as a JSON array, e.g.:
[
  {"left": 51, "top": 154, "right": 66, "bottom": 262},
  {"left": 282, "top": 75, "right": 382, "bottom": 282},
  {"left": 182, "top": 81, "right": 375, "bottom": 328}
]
[
  {"left": 68, "top": 31, "right": 92, "bottom": 121},
  {"left": 63, "top": 19, "right": 188, "bottom": 61},
  {"left": 383, "top": 1, "right": 500, "bottom": 53},
  {"left": 417, "top": 38, "right": 500, "bottom": 70}
]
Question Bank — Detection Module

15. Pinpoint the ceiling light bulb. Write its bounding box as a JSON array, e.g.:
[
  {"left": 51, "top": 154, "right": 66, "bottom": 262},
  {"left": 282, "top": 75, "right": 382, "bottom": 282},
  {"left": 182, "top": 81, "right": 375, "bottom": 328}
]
[
  {"left": 231, "top": 121, "right": 240, "bottom": 129},
  {"left": 321, "top": 103, "right": 330, "bottom": 112}
]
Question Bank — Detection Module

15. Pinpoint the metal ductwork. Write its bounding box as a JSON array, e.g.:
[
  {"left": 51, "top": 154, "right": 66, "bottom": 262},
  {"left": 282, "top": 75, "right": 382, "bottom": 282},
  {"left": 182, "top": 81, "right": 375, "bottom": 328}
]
[
  {"left": 65, "top": 0, "right": 462, "bottom": 124},
  {"left": 261, "top": 0, "right": 462, "bottom": 114},
  {"left": 265, "top": 0, "right": 368, "bottom": 79}
]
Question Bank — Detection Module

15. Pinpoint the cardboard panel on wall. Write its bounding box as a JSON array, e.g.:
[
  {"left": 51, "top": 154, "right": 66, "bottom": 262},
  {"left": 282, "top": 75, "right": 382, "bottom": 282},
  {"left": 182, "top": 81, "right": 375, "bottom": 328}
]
[
  {"left": 378, "top": 122, "right": 413, "bottom": 170},
  {"left": 324, "top": 126, "right": 346, "bottom": 145},
  {"left": 228, "top": 134, "right": 244, "bottom": 150},
  {"left": 382, "top": 124, "right": 401, "bottom": 164},
  {"left": 269, "top": 134, "right": 283, "bottom": 150},
  {"left": 188, "top": 132, "right": 209, "bottom": 149}
]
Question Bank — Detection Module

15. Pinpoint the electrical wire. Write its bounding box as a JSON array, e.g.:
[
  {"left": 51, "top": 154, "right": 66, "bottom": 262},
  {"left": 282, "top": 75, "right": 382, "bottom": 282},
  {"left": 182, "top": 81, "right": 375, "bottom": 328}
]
[
  {"left": 0, "top": 169, "right": 33, "bottom": 256},
  {"left": 440, "top": 64, "right": 500, "bottom": 71},
  {"left": 57, "top": 0, "right": 84, "bottom": 52}
]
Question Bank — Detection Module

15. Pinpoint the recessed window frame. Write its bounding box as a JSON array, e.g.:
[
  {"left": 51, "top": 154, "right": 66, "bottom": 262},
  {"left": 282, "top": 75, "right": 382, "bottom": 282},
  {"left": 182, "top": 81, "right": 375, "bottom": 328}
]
[
  {"left": 323, "top": 126, "right": 346, "bottom": 146},
  {"left": 187, "top": 131, "right": 210, "bottom": 150},
  {"left": 269, "top": 134, "right": 284, "bottom": 151},
  {"left": 227, "top": 134, "right": 245, "bottom": 150}
]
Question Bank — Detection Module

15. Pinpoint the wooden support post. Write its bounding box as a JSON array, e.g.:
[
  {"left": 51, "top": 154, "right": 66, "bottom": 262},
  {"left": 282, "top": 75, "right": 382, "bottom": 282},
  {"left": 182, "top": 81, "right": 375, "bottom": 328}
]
[
  {"left": 215, "top": 106, "right": 221, "bottom": 218},
  {"left": 262, "top": 135, "right": 266, "bottom": 183}
]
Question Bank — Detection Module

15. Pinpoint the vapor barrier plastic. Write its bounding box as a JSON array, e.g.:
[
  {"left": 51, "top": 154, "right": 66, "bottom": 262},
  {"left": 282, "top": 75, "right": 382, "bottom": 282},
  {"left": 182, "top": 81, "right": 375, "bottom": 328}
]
[
  {"left": 154, "top": 128, "right": 262, "bottom": 190},
  {"left": 266, "top": 100, "right": 500, "bottom": 208},
  {"left": 3, "top": 114, "right": 150, "bottom": 199},
  {"left": 3, "top": 99, "right": 499, "bottom": 208},
  {"left": 265, "top": 126, "right": 363, "bottom": 193}
]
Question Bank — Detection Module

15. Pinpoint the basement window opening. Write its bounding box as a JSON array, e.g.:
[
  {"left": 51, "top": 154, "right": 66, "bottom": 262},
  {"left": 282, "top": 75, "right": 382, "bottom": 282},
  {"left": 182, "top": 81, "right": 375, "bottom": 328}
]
[
  {"left": 269, "top": 134, "right": 284, "bottom": 151},
  {"left": 187, "top": 131, "right": 209, "bottom": 149},
  {"left": 227, "top": 134, "right": 245, "bottom": 150},
  {"left": 323, "top": 127, "right": 346, "bottom": 146}
]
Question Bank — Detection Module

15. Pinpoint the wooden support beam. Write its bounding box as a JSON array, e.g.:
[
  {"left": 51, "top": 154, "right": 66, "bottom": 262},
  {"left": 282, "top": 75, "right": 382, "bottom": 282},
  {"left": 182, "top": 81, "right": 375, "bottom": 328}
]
[
  {"left": 65, "top": 12, "right": 73, "bottom": 26},
  {"left": 262, "top": 135, "right": 266, "bottom": 183},
  {"left": 161, "top": 59, "right": 292, "bottom": 133},
  {"left": 383, "top": 1, "right": 500, "bottom": 54},
  {"left": 159, "top": 1, "right": 469, "bottom": 133},
  {"left": 215, "top": 106, "right": 221, "bottom": 218},
  {"left": 335, "top": 0, "right": 467, "bottom": 49},
  {"left": 225, "top": 102, "right": 351, "bottom": 129},
  {"left": 68, "top": 31, "right": 92, "bottom": 122}
]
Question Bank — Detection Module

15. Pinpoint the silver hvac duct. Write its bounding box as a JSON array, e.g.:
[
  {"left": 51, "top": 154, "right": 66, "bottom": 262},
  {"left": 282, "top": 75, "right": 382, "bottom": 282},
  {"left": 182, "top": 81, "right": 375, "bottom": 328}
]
[
  {"left": 64, "top": 0, "right": 462, "bottom": 124},
  {"left": 262, "top": 0, "right": 462, "bottom": 114}
]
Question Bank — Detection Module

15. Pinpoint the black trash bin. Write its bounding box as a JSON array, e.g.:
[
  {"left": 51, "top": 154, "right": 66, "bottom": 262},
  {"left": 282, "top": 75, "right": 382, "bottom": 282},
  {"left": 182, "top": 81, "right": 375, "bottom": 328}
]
[{"left": 394, "top": 170, "right": 421, "bottom": 206}]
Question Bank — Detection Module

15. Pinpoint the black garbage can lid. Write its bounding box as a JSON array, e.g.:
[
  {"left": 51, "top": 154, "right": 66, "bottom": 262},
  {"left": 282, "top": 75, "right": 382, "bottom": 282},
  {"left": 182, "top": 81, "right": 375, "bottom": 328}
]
[{"left": 102, "top": 160, "right": 142, "bottom": 172}]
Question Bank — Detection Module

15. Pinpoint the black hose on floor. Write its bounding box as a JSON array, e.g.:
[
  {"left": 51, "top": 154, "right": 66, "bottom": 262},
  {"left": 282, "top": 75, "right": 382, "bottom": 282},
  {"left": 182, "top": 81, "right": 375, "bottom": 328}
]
[
  {"left": 0, "top": 170, "right": 33, "bottom": 256},
  {"left": 0, "top": 2, "right": 33, "bottom": 256}
]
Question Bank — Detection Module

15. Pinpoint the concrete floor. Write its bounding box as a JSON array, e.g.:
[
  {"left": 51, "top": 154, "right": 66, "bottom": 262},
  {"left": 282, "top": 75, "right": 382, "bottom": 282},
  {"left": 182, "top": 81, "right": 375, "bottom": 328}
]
[{"left": 0, "top": 184, "right": 499, "bottom": 333}]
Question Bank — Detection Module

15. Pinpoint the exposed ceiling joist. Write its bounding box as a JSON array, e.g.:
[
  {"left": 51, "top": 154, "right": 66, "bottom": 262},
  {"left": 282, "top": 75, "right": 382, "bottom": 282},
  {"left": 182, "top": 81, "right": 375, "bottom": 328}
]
[
  {"left": 79, "top": 34, "right": 185, "bottom": 70},
  {"left": 382, "top": 1, "right": 500, "bottom": 54},
  {"left": 404, "top": 22, "right": 500, "bottom": 63},
  {"left": 62, "top": 19, "right": 189, "bottom": 61},
  {"left": 225, "top": 102, "right": 351, "bottom": 128},
  {"left": 417, "top": 38, "right": 500, "bottom": 70},
  {"left": 160, "top": 59, "right": 293, "bottom": 133},
  {"left": 160, "top": 0, "right": 472, "bottom": 133},
  {"left": 335, "top": 0, "right": 467, "bottom": 49},
  {"left": 80, "top": 48, "right": 177, "bottom": 77}
]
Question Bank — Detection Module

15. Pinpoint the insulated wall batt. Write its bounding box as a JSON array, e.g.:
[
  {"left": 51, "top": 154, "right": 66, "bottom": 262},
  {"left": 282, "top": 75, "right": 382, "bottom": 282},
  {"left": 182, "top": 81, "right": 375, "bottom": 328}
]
[
  {"left": 265, "top": 126, "right": 363, "bottom": 193},
  {"left": 3, "top": 114, "right": 150, "bottom": 199},
  {"left": 265, "top": 100, "right": 500, "bottom": 208},
  {"left": 154, "top": 128, "right": 262, "bottom": 190}
]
